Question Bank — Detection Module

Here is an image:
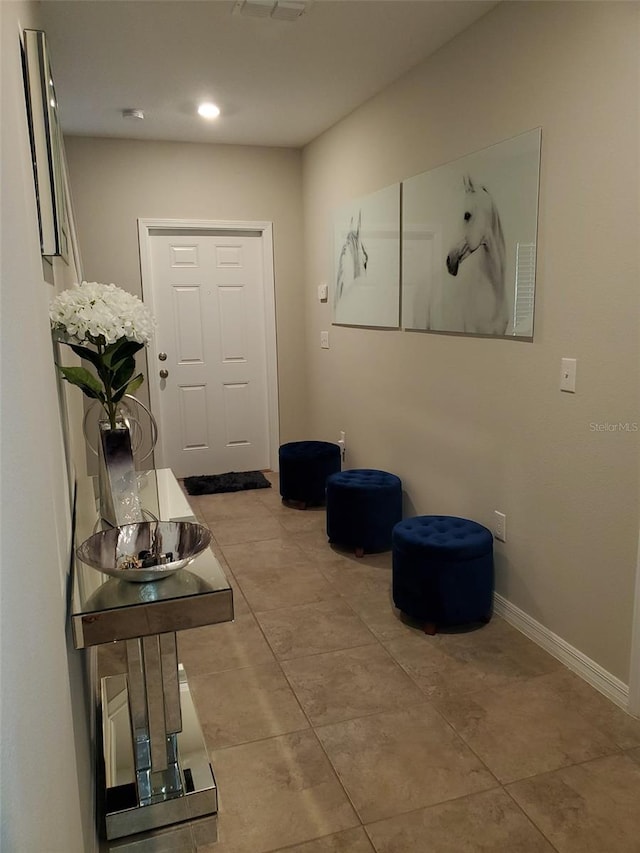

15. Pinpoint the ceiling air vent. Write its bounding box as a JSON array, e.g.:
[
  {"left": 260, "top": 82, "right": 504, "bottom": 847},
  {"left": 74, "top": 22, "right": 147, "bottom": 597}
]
[
  {"left": 272, "top": 2, "right": 307, "bottom": 21},
  {"left": 232, "top": 0, "right": 310, "bottom": 21}
]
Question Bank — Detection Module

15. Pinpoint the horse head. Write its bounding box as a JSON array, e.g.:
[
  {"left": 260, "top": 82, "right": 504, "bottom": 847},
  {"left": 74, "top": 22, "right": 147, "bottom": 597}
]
[
  {"left": 350, "top": 211, "right": 368, "bottom": 276},
  {"left": 443, "top": 174, "right": 508, "bottom": 334},
  {"left": 335, "top": 210, "right": 368, "bottom": 304},
  {"left": 446, "top": 175, "right": 500, "bottom": 277}
]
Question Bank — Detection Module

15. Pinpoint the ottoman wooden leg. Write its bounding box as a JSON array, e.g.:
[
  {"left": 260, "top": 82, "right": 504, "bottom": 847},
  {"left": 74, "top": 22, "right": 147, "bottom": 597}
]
[
  {"left": 283, "top": 498, "right": 307, "bottom": 510},
  {"left": 424, "top": 622, "right": 437, "bottom": 636},
  {"left": 355, "top": 547, "right": 365, "bottom": 558}
]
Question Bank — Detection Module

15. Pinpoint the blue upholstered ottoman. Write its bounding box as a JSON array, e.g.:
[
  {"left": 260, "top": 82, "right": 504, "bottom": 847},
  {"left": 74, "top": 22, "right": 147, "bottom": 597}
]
[
  {"left": 326, "top": 469, "right": 403, "bottom": 557},
  {"left": 279, "top": 441, "right": 341, "bottom": 508},
  {"left": 392, "top": 516, "right": 494, "bottom": 634}
]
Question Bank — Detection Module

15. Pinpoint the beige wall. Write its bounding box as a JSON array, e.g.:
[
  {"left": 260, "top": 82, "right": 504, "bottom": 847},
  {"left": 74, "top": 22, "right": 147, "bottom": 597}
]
[
  {"left": 65, "top": 137, "right": 307, "bottom": 442},
  {"left": 1, "top": 1, "right": 93, "bottom": 849},
  {"left": 302, "top": 1, "right": 640, "bottom": 681}
]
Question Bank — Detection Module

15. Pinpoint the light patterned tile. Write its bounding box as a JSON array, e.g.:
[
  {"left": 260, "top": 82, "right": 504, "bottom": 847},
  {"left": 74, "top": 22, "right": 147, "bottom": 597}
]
[
  {"left": 193, "top": 731, "right": 359, "bottom": 853},
  {"left": 233, "top": 562, "right": 338, "bottom": 612},
  {"left": 209, "top": 515, "right": 286, "bottom": 547},
  {"left": 348, "top": 591, "right": 420, "bottom": 642},
  {"left": 191, "top": 489, "right": 274, "bottom": 523},
  {"left": 507, "top": 754, "right": 640, "bottom": 852},
  {"left": 293, "top": 531, "right": 355, "bottom": 566},
  {"left": 529, "top": 668, "right": 640, "bottom": 750},
  {"left": 316, "top": 706, "right": 497, "bottom": 823},
  {"left": 177, "top": 613, "right": 275, "bottom": 676},
  {"left": 282, "top": 644, "right": 425, "bottom": 725},
  {"left": 254, "top": 485, "right": 284, "bottom": 508},
  {"left": 383, "top": 623, "right": 559, "bottom": 702},
  {"left": 273, "top": 507, "right": 328, "bottom": 535},
  {"left": 256, "top": 598, "right": 374, "bottom": 660},
  {"left": 222, "top": 537, "right": 312, "bottom": 574},
  {"left": 270, "top": 828, "right": 375, "bottom": 853},
  {"left": 365, "top": 787, "right": 554, "bottom": 852},
  {"left": 626, "top": 746, "right": 640, "bottom": 766},
  {"left": 434, "top": 676, "right": 618, "bottom": 783},
  {"left": 317, "top": 558, "right": 392, "bottom": 603},
  {"left": 189, "top": 662, "right": 308, "bottom": 749}
]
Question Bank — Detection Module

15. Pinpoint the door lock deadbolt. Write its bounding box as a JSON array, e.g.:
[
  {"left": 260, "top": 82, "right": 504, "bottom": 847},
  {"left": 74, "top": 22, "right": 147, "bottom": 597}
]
[{"left": 158, "top": 352, "right": 168, "bottom": 361}]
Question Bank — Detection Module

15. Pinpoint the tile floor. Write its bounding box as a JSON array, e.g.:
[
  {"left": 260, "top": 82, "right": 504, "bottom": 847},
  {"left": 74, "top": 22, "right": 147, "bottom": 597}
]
[{"left": 103, "top": 473, "right": 640, "bottom": 852}]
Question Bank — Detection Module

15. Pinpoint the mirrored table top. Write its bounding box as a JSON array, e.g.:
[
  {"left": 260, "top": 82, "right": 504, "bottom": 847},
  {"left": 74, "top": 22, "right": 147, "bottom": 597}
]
[{"left": 71, "top": 469, "right": 233, "bottom": 649}]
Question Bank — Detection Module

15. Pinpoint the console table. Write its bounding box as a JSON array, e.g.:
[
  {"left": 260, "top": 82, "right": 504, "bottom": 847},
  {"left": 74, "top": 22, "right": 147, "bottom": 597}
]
[{"left": 71, "top": 469, "right": 234, "bottom": 840}]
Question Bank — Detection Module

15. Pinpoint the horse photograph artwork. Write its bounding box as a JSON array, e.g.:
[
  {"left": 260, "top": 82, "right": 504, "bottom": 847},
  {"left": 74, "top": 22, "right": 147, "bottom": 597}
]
[
  {"left": 335, "top": 210, "right": 368, "bottom": 306},
  {"left": 333, "top": 183, "right": 401, "bottom": 328},
  {"left": 402, "top": 128, "right": 541, "bottom": 338},
  {"left": 444, "top": 175, "right": 508, "bottom": 335}
]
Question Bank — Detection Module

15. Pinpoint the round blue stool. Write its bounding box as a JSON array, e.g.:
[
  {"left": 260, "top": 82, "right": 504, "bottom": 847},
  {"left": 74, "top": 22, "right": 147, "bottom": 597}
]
[
  {"left": 392, "top": 515, "right": 494, "bottom": 634},
  {"left": 279, "top": 441, "right": 341, "bottom": 508},
  {"left": 326, "top": 469, "right": 403, "bottom": 556}
]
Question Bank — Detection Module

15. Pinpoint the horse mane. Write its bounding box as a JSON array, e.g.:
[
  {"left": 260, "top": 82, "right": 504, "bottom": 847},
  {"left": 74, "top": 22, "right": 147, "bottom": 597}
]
[
  {"left": 335, "top": 212, "right": 367, "bottom": 304},
  {"left": 479, "top": 186, "right": 506, "bottom": 287}
]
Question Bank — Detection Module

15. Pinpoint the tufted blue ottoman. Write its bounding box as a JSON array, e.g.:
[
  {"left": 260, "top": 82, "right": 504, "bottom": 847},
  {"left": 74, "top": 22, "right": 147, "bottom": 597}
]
[
  {"left": 326, "top": 469, "right": 403, "bottom": 557},
  {"left": 279, "top": 441, "right": 341, "bottom": 508},
  {"left": 392, "top": 516, "right": 494, "bottom": 634}
]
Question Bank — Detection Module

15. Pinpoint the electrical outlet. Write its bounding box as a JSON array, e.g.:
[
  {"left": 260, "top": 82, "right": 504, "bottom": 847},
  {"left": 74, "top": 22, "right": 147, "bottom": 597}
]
[
  {"left": 320, "top": 330, "right": 329, "bottom": 349},
  {"left": 338, "top": 430, "right": 346, "bottom": 460},
  {"left": 494, "top": 510, "right": 506, "bottom": 542}
]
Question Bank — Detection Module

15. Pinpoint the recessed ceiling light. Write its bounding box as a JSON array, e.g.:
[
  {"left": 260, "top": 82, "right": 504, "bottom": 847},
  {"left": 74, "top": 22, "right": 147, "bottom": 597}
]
[{"left": 198, "top": 102, "right": 221, "bottom": 120}]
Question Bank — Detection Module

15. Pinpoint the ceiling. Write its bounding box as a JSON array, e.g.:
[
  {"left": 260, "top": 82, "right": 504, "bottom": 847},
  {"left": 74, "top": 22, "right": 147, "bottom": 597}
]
[{"left": 39, "top": 0, "right": 498, "bottom": 149}]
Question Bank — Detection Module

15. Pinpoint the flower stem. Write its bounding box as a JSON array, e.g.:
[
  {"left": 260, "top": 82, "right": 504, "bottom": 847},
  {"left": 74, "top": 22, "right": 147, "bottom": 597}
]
[{"left": 95, "top": 338, "right": 118, "bottom": 430}]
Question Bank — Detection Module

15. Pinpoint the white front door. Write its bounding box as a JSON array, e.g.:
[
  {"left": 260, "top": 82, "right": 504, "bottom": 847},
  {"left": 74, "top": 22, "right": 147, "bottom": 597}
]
[{"left": 140, "top": 223, "right": 277, "bottom": 478}]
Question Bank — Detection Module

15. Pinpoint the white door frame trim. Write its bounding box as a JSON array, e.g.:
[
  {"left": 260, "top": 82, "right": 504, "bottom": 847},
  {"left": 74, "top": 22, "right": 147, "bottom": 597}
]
[{"left": 137, "top": 217, "right": 280, "bottom": 474}]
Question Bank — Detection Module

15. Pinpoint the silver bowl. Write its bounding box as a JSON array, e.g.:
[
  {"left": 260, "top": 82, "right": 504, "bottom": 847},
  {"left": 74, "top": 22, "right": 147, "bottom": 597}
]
[{"left": 76, "top": 520, "right": 212, "bottom": 582}]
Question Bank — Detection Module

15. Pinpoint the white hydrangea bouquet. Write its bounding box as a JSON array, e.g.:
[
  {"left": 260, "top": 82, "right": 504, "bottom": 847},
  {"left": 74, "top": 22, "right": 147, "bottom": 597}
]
[{"left": 50, "top": 281, "right": 155, "bottom": 430}]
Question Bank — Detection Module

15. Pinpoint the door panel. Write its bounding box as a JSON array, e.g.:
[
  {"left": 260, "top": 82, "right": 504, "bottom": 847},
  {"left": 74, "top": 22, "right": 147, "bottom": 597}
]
[
  {"left": 219, "top": 286, "right": 247, "bottom": 361},
  {"left": 222, "top": 383, "right": 252, "bottom": 445},
  {"left": 174, "top": 287, "right": 205, "bottom": 362},
  {"left": 179, "top": 385, "right": 208, "bottom": 450}
]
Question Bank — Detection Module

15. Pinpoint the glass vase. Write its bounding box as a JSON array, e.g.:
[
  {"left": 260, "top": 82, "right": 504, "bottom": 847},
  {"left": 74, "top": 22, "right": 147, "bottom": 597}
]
[{"left": 98, "top": 416, "right": 144, "bottom": 528}]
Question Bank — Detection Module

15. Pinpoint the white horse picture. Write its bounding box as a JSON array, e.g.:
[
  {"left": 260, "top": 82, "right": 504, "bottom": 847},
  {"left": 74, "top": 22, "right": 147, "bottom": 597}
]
[
  {"left": 333, "top": 183, "right": 400, "bottom": 328},
  {"left": 402, "top": 128, "right": 541, "bottom": 338},
  {"left": 443, "top": 175, "right": 508, "bottom": 335},
  {"left": 335, "top": 210, "right": 368, "bottom": 306}
]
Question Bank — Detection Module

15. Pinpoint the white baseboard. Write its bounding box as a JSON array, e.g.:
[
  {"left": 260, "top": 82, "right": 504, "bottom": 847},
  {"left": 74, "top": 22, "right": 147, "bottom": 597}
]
[{"left": 493, "top": 593, "right": 630, "bottom": 712}]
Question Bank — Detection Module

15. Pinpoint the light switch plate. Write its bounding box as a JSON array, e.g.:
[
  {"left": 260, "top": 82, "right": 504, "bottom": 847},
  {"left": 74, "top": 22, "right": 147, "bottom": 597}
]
[{"left": 560, "top": 358, "right": 577, "bottom": 393}]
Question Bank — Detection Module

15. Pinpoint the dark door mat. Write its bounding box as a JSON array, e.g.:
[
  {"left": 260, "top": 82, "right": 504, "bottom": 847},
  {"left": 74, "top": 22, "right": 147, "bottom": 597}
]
[{"left": 183, "top": 471, "right": 272, "bottom": 495}]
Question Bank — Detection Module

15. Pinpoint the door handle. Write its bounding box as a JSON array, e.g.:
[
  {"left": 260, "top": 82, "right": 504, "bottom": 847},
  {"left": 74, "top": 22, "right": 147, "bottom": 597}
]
[{"left": 159, "top": 369, "right": 169, "bottom": 379}]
